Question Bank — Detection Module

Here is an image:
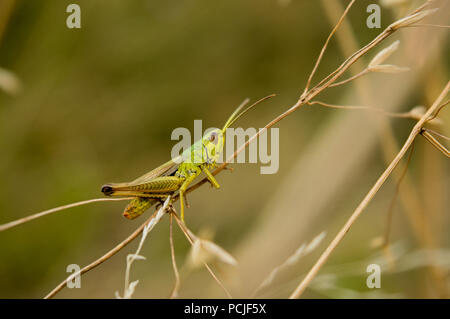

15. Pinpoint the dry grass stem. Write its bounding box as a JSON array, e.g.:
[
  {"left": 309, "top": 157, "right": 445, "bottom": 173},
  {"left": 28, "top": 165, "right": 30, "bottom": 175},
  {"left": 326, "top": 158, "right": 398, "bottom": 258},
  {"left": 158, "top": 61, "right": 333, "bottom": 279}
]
[
  {"left": 405, "top": 23, "right": 450, "bottom": 28},
  {"left": 289, "top": 81, "right": 450, "bottom": 299},
  {"left": 425, "top": 99, "right": 450, "bottom": 122},
  {"left": 328, "top": 69, "right": 369, "bottom": 88},
  {"left": 422, "top": 128, "right": 450, "bottom": 141},
  {"left": 411, "top": 0, "right": 439, "bottom": 14},
  {"left": 302, "top": 0, "right": 356, "bottom": 94},
  {"left": 44, "top": 205, "right": 163, "bottom": 299},
  {"left": 169, "top": 214, "right": 181, "bottom": 298},
  {"left": 383, "top": 143, "right": 416, "bottom": 248},
  {"left": 117, "top": 197, "right": 171, "bottom": 299},
  {"left": 172, "top": 211, "right": 233, "bottom": 299},
  {"left": 305, "top": 6, "right": 439, "bottom": 99},
  {"left": 421, "top": 129, "right": 450, "bottom": 157},
  {"left": 308, "top": 101, "right": 430, "bottom": 120},
  {"left": 253, "top": 232, "right": 326, "bottom": 297},
  {"left": 390, "top": 8, "right": 439, "bottom": 30},
  {"left": 329, "top": 40, "right": 410, "bottom": 87},
  {"left": 0, "top": 197, "right": 134, "bottom": 232}
]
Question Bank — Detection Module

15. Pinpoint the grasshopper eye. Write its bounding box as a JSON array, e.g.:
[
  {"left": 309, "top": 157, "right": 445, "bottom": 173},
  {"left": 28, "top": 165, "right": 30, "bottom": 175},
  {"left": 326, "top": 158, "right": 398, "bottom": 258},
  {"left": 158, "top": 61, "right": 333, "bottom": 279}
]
[{"left": 209, "top": 132, "right": 218, "bottom": 144}]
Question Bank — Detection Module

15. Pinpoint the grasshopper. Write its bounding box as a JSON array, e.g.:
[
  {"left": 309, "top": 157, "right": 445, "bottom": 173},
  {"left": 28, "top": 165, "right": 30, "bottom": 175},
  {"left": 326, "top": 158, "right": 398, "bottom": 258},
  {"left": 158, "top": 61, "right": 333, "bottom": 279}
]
[{"left": 101, "top": 96, "right": 273, "bottom": 222}]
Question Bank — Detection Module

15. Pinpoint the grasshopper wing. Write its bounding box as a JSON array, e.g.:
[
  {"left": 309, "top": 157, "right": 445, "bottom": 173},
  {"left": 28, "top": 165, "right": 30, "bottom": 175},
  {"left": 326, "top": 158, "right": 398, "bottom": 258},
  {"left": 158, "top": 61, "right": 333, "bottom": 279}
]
[
  {"left": 131, "top": 155, "right": 182, "bottom": 184},
  {"left": 101, "top": 155, "right": 182, "bottom": 196},
  {"left": 101, "top": 155, "right": 183, "bottom": 219}
]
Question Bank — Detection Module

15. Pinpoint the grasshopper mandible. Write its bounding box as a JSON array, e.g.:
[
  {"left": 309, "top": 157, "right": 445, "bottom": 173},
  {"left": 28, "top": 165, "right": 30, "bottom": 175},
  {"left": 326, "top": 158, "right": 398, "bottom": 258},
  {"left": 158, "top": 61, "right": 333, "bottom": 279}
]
[{"left": 101, "top": 96, "right": 273, "bottom": 222}]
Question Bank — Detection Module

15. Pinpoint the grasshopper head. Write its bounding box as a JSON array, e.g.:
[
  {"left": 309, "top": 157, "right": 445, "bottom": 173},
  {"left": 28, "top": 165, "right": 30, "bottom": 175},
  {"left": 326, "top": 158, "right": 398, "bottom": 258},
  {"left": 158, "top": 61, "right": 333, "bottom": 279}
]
[
  {"left": 201, "top": 128, "right": 225, "bottom": 164},
  {"left": 200, "top": 95, "right": 275, "bottom": 164},
  {"left": 202, "top": 94, "right": 275, "bottom": 163},
  {"left": 199, "top": 95, "right": 275, "bottom": 165}
]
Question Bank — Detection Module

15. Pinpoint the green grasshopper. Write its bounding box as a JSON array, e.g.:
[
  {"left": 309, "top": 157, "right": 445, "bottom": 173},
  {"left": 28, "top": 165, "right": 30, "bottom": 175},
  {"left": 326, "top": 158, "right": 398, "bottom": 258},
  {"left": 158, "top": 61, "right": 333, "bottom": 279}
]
[{"left": 101, "top": 96, "right": 273, "bottom": 222}]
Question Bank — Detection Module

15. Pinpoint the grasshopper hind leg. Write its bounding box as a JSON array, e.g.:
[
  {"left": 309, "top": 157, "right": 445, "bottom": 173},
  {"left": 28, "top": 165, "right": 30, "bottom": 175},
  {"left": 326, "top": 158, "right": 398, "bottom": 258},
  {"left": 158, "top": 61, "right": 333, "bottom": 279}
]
[
  {"left": 123, "top": 194, "right": 170, "bottom": 220},
  {"left": 123, "top": 198, "right": 157, "bottom": 220}
]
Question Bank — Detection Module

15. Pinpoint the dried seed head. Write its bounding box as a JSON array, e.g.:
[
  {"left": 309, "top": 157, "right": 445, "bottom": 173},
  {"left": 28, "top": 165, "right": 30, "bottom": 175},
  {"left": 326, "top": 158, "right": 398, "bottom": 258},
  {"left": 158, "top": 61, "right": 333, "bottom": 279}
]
[
  {"left": 408, "top": 105, "right": 443, "bottom": 124},
  {"left": 0, "top": 67, "right": 21, "bottom": 95},
  {"left": 368, "top": 41, "right": 409, "bottom": 73},
  {"left": 127, "top": 254, "right": 146, "bottom": 263},
  {"left": 124, "top": 280, "right": 140, "bottom": 299},
  {"left": 305, "top": 231, "right": 327, "bottom": 254},
  {"left": 255, "top": 232, "right": 326, "bottom": 294},
  {"left": 369, "top": 40, "right": 400, "bottom": 68},
  {"left": 389, "top": 8, "right": 439, "bottom": 30},
  {"left": 369, "top": 64, "right": 410, "bottom": 73},
  {"left": 189, "top": 238, "right": 237, "bottom": 268},
  {"left": 380, "top": 0, "right": 410, "bottom": 8},
  {"left": 408, "top": 105, "right": 427, "bottom": 118}
]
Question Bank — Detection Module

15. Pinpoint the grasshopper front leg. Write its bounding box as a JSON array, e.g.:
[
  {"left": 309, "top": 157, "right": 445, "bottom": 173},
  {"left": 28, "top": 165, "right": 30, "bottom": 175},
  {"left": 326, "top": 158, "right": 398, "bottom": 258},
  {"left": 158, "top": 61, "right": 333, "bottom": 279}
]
[
  {"left": 202, "top": 166, "right": 220, "bottom": 189},
  {"left": 179, "top": 173, "right": 198, "bottom": 222}
]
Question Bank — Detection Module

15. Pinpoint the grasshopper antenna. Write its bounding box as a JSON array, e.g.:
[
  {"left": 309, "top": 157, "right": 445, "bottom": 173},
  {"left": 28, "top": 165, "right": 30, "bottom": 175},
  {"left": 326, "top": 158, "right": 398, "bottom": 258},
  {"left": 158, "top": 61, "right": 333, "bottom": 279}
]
[{"left": 223, "top": 94, "right": 276, "bottom": 130}]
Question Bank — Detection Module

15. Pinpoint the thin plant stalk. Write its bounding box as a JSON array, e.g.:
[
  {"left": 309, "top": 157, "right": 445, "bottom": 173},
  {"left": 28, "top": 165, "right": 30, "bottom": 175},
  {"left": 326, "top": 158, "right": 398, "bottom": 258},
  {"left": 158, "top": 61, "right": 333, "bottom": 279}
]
[
  {"left": 289, "top": 81, "right": 450, "bottom": 299},
  {"left": 0, "top": 197, "right": 134, "bottom": 232},
  {"left": 171, "top": 211, "right": 232, "bottom": 299},
  {"left": 169, "top": 213, "right": 181, "bottom": 298}
]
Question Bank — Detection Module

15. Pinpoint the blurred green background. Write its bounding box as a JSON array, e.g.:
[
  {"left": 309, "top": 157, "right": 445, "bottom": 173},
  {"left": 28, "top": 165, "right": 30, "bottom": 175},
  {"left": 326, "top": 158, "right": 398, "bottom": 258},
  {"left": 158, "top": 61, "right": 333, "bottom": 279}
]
[{"left": 0, "top": 0, "right": 448, "bottom": 298}]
